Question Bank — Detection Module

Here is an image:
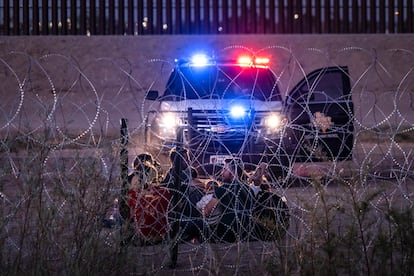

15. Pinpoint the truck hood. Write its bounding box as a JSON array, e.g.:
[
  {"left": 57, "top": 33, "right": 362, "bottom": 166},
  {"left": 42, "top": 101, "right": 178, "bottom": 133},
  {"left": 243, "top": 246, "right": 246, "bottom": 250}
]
[{"left": 159, "top": 99, "right": 283, "bottom": 112}]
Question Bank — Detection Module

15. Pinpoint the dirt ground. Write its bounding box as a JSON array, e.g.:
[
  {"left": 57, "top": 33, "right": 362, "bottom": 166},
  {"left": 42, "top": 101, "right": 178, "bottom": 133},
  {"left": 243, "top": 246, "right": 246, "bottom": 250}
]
[{"left": 1, "top": 134, "right": 413, "bottom": 274}]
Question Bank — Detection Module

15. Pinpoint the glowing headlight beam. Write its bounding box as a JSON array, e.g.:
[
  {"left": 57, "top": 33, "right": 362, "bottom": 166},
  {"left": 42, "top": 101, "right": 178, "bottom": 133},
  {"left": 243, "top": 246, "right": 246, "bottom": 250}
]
[
  {"left": 265, "top": 113, "right": 284, "bottom": 129},
  {"left": 159, "top": 113, "right": 181, "bottom": 129}
]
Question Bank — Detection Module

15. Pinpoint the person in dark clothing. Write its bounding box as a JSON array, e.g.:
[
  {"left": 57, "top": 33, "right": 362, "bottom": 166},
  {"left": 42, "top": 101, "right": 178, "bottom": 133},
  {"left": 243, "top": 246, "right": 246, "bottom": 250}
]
[
  {"left": 161, "top": 147, "right": 204, "bottom": 217},
  {"left": 211, "top": 157, "right": 255, "bottom": 242},
  {"left": 162, "top": 147, "right": 206, "bottom": 242}
]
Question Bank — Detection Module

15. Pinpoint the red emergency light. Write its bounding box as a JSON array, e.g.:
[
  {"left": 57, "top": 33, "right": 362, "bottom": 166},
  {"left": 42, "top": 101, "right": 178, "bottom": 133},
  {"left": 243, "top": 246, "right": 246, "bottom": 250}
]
[{"left": 237, "top": 56, "right": 270, "bottom": 68}]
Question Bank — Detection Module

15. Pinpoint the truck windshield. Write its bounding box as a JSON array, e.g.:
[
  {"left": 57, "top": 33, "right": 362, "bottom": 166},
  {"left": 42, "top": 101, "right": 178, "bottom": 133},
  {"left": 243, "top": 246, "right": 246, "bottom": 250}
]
[{"left": 163, "top": 65, "right": 282, "bottom": 101}]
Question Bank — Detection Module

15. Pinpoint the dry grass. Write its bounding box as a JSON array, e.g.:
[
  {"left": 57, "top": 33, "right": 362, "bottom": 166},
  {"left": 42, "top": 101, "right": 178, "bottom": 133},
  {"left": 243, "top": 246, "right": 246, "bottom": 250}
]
[{"left": 1, "top": 128, "right": 414, "bottom": 275}]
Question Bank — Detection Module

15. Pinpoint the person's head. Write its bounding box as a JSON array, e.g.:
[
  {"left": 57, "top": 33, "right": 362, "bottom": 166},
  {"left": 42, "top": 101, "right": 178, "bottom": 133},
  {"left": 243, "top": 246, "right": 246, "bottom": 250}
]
[
  {"left": 169, "top": 146, "right": 190, "bottom": 168},
  {"left": 130, "top": 162, "right": 159, "bottom": 190},
  {"left": 221, "top": 157, "right": 244, "bottom": 183},
  {"left": 133, "top": 152, "right": 154, "bottom": 171}
]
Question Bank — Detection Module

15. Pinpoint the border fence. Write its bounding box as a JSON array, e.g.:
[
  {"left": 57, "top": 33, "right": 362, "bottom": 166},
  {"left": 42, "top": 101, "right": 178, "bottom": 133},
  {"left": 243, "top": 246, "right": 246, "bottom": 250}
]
[{"left": 1, "top": 0, "right": 413, "bottom": 36}]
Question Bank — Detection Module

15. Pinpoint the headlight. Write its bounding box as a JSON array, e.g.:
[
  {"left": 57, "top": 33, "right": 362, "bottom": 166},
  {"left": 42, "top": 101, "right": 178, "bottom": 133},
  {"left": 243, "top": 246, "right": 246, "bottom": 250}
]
[
  {"left": 263, "top": 113, "right": 287, "bottom": 132},
  {"left": 159, "top": 113, "right": 181, "bottom": 127},
  {"left": 157, "top": 113, "right": 182, "bottom": 138}
]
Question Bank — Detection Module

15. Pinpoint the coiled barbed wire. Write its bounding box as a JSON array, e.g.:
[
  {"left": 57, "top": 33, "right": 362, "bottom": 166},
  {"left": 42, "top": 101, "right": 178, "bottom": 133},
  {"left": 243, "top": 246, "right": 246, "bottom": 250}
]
[{"left": 1, "top": 46, "right": 413, "bottom": 274}]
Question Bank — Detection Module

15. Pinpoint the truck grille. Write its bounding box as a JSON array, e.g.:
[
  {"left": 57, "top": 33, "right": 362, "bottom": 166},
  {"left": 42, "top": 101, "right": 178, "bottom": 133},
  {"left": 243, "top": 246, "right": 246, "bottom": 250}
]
[{"left": 187, "top": 109, "right": 263, "bottom": 135}]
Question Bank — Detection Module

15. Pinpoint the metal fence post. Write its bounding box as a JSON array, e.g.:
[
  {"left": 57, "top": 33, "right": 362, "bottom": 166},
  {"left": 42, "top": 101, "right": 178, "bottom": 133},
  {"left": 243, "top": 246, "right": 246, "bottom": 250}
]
[
  {"left": 169, "top": 126, "right": 184, "bottom": 268},
  {"left": 119, "top": 118, "right": 129, "bottom": 228}
]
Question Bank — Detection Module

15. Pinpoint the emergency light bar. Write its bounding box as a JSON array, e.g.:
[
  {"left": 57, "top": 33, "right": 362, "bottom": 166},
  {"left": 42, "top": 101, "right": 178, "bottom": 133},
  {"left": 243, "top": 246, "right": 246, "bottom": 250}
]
[
  {"left": 187, "top": 54, "right": 270, "bottom": 68},
  {"left": 237, "top": 56, "right": 270, "bottom": 67}
]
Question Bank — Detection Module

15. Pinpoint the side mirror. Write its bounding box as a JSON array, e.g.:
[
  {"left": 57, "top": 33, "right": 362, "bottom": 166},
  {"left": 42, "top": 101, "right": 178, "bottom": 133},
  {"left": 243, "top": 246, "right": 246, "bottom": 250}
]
[{"left": 145, "top": 90, "right": 159, "bottom": 101}]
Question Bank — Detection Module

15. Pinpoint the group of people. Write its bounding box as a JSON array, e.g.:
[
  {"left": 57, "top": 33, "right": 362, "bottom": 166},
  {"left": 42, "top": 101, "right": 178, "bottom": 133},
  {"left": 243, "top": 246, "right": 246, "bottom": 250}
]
[{"left": 125, "top": 147, "right": 289, "bottom": 245}]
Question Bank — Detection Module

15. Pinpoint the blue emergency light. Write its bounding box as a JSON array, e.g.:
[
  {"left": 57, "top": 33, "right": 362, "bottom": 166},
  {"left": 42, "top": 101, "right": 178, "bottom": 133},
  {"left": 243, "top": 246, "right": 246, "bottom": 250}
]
[{"left": 230, "top": 105, "right": 247, "bottom": 119}]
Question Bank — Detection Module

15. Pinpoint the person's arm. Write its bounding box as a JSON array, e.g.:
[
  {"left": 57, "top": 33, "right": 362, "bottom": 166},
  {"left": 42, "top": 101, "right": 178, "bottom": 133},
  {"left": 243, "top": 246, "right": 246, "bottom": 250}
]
[
  {"left": 203, "top": 197, "right": 219, "bottom": 217},
  {"left": 196, "top": 194, "right": 220, "bottom": 217},
  {"left": 129, "top": 174, "right": 140, "bottom": 191}
]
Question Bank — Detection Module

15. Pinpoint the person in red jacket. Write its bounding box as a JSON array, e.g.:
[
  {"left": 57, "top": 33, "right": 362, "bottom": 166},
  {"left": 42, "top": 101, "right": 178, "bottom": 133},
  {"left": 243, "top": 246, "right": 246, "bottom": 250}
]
[{"left": 127, "top": 154, "right": 170, "bottom": 244}]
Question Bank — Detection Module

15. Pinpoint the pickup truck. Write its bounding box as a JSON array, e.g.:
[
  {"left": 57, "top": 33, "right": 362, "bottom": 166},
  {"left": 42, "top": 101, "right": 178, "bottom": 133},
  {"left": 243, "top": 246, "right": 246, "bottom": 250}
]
[{"left": 144, "top": 53, "right": 354, "bottom": 181}]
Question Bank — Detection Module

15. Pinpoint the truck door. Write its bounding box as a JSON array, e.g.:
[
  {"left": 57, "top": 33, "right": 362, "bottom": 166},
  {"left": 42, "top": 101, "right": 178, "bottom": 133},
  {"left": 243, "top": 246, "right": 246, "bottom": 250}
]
[{"left": 285, "top": 66, "right": 354, "bottom": 162}]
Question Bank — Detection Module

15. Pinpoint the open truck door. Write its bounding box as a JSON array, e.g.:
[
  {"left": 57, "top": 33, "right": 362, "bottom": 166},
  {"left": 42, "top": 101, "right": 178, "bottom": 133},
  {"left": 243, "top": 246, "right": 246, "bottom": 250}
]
[{"left": 285, "top": 66, "right": 354, "bottom": 163}]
